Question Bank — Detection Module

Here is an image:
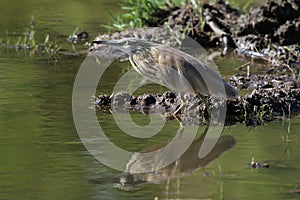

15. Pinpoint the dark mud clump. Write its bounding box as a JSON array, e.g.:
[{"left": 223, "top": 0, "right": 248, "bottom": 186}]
[
  {"left": 275, "top": 18, "right": 300, "bottom": 45},
  {"left": 236, "top": 0, "right": 300, "bottom": 45},
  {"left": 94, "top": 86, "right": 300, "bottom": 127},
  {"left": 233, "top": 0, "right": 300, "bottom": 69}
]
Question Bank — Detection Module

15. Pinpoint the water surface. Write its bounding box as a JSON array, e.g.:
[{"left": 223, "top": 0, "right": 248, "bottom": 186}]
[{"left": 1, "top": 1, "right": 300, "bottom": 200}]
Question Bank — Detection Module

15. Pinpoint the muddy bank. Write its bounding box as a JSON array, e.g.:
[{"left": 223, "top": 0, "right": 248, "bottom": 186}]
[
  {"left": 92, "top": 0, "right": 300, "bottom": 126},
  {"left": 94, "top": 86, "right": 300, "bottom": 126},
  {"left": 235, "top": 0, "right": 300, "bottom": 45},
  {"left": 229, "top": 74, "right": 299, "bottom": 89},
  {"left": 91, "top": 56, "right": 300, "bottom": 126}
]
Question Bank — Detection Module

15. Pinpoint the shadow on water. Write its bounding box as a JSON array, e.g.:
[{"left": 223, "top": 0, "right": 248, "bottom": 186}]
[{"left": 89, "top": 126, "right": 236, "bottom": 192}]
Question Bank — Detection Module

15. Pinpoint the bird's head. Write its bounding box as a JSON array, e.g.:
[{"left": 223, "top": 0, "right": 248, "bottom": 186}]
[{"left": 91, "top": 38, "right": 152, "bottom": 56}]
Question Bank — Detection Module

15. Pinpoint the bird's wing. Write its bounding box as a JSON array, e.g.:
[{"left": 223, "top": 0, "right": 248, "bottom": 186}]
[
  {"left": 155, "top": 46, "right": 238, "bottom": 99},
  {"left": 129, "top": 48, "right": 194, "bottom": 93},
  {"left": 130, "top": 46, "right": 237, "bottom": 99}
]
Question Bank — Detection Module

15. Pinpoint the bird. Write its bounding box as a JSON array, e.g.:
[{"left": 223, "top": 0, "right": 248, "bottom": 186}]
[
  {"left": 115, "top": 127, "right": 236, "bottom": 190},
  {"left": 91, "top": 38, "right": 238, "bottom": 100}
]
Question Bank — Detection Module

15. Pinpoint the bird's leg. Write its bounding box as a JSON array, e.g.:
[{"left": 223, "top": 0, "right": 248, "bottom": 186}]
[
  {"left": 176, "top": 175, "right": 181, "bottom": 195},
  {"left": 165, "top": 177, "right": 170, "bottom": 196},
  {"left": 173, "top": 98, "right": 186, "bottom": 116},
  {"left": 164, "top": 153, "right": 182, "bottom": 195},
  {"left": 173, "top": 93, "right": 186, "bottom": 117},
  {"left": 166, "top": 160, "right": 180, "bottom": 195},
  {"left": 172, "top": 93, "right": 186, "bottom": 137},
  {"left": 198, "top": 93, "right": 211, "bottom": 118},
  {"left": 174, "top": 121, "right": 185, "bottom": 139}
]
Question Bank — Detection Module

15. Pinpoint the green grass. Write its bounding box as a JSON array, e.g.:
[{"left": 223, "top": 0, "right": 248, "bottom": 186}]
[
  {"left": 110, "top": 0, "right": 187, "bottom": 31},
  {"left": 228, "top": 0, "right": 254, "bottom": 13},
  {"left": 1, "top": 26, "right": 61, "bottom": 58},
  {"left": 108, "top": 0, "right": 256, "bottom": 33},
  {"left": 0, "top": 23, "right": 90, "bottom": 59}
]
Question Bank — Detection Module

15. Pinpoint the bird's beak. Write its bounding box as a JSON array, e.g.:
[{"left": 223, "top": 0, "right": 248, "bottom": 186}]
[
  {"left": 91, "top": 40, "right": 133, "bottom": 57},
  {"left": 90, "top": 40, "right": 130, "bottom": 59},
  {"left": 91, "top": 40, "right": 104, "bottom": 45},
  {"left": 91, "top": 40, "right": 120, "bottom": 46}
]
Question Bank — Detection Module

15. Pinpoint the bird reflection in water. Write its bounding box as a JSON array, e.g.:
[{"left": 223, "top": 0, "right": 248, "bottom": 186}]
[{"left": 116, "top": 126, "right": 236, "bottom": 191}]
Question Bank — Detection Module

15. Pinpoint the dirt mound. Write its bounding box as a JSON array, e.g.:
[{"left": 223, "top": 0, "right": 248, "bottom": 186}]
[
  {"left": 94, "top": 86, "right": 300, "bottom": 127},
  {"left": 236, "top": 0, "right": 300, "bottom": 45}
]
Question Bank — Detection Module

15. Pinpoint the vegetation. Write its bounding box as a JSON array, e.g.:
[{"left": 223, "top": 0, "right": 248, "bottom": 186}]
[
  {"left": 0, "top": 23, "right": 61, "bottom": 58},
  {"left": 110, "top": 0, "right": 187, "bottom": 31},
  {"left": 228, "top": 0, "right": 253, "bottom": 13},
  {"left": 109, "top": 0, "right": 254, "bottom": 32},
  {"left": 0, "top": 18, "right": 85, "bottom": 59}
]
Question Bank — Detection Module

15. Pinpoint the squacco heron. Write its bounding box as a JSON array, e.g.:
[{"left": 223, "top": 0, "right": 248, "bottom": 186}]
[{"left": 92, "top": 38, "right": 238, "bottom": 99}]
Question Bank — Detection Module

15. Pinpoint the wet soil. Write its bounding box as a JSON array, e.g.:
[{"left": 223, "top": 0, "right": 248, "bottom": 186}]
[
  {"left": 94, "top": 85, "right": 300, "bottom": 127},
  {"left": 92, "top": 0, "right": 300, "bottom": 126}
]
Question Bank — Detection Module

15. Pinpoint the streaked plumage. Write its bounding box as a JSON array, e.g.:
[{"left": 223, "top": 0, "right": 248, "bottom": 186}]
[{"left": 92, "top": 38, "right": 238, "bottom": 99}]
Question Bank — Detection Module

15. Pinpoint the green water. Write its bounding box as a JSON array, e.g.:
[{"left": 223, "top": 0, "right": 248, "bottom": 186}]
[{"left": 1, "top": 1, "right": 300, "bottom": 200}]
